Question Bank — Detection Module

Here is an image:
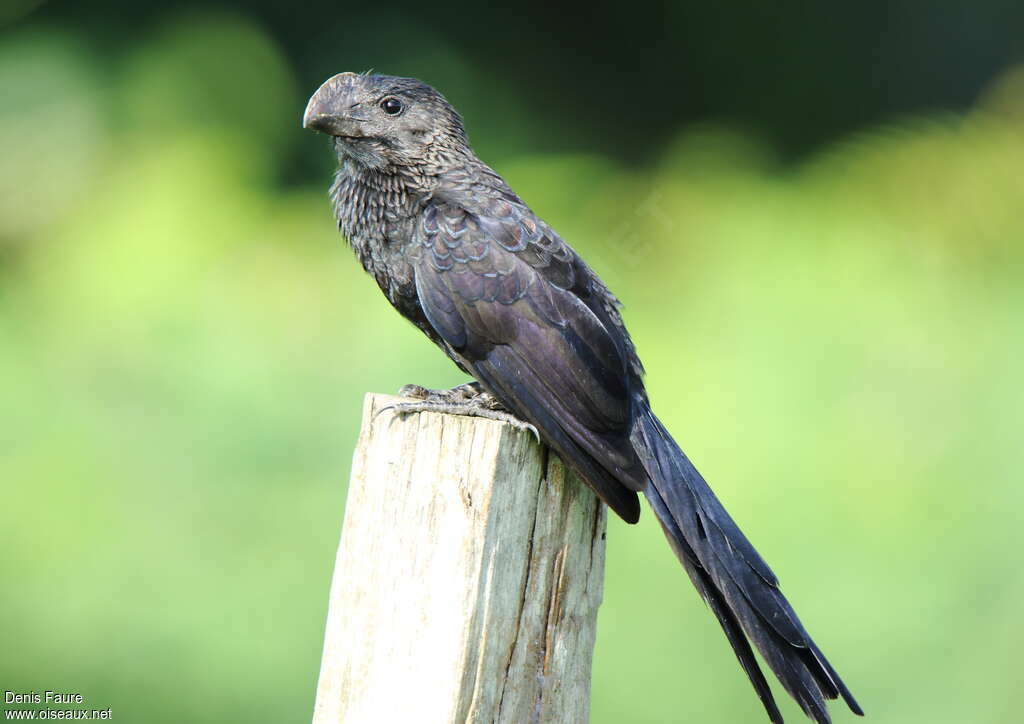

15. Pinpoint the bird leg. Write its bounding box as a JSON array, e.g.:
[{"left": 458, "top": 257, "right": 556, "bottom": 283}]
[{"left": 379, "top": 381, "right": 540, "bottom": 441}]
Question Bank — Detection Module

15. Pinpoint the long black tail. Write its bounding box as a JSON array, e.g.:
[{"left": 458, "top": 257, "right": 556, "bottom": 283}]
[{"left": 632, "top": 404, "right": 863, "bottom": 724}]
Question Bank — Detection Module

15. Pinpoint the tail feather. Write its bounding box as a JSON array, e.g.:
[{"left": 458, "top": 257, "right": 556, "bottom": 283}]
[
  {"left": 633, "top": 405, "right": 863, "bottom": 723},
  {"left": 646, "top": 482, "right": 785, "bottom": 724}
]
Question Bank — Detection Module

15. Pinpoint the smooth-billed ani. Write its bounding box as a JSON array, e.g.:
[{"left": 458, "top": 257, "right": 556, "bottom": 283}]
[{"left": 303, "top": 72, "right": 862, "bottom": 724}]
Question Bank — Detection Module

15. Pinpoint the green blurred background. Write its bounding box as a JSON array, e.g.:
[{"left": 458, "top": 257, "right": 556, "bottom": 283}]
[{"left": 2, "top": 1, "right": 1023, "bottom": 722}]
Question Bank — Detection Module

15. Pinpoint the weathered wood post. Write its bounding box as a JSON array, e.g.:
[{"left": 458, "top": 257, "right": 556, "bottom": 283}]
[{"left": 312, "top": 393, "right": 607, "bottom": 723}]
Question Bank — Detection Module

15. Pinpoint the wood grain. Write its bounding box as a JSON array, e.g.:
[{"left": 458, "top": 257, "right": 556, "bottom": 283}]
[{"left": 312, "top": 393, "right": 607, "bottom": 724}]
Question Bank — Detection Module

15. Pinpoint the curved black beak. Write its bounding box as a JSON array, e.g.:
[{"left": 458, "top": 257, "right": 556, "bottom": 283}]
[{"left": 303, "top": 72, "right": 365, "bottom": 136}]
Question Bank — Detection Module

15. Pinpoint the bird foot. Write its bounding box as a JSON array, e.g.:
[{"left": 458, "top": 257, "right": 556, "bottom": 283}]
[{"left": 379, "top": 382, "right": 540, "bottom": 441}]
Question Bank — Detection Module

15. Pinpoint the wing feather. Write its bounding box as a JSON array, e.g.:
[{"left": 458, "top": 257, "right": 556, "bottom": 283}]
[{"left": 413, "top": 199, "right": 649, "bottom": 513}]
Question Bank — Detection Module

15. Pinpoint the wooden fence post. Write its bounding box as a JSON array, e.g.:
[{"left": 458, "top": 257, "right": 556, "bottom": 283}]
[{"left": 312, "top": 392, "right": 607, "bottom": 723}]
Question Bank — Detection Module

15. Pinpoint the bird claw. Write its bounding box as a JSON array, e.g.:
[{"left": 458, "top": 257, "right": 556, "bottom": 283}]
[
  {"left": 396, "top": 383, "right": 431, "bottom": 400},
  {"left": 377, "top": 383, "right": 540, "bottom": 442}
]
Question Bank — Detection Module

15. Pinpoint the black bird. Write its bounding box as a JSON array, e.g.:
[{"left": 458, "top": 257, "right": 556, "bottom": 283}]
[{"left": 303, "top": 72, "right": 863, "bottom": 724}]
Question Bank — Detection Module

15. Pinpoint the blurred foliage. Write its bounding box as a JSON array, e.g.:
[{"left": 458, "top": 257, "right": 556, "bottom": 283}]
[{"left": 1, "top": 7, "right": 1023, "bottom": 724}]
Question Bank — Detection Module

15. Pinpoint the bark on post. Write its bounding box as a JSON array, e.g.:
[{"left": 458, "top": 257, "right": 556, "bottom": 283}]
[{"left": 312, "top": 392, "right": 607, "bottom": 724}]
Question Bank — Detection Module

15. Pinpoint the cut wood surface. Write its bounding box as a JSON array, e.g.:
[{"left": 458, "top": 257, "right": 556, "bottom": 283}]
[{"left": 312, "top": 392, "right": 607, "bottom": 724}]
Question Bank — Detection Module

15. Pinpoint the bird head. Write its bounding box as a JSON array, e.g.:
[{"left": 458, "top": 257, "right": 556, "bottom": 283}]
[{"left": 303, "top": 72, "right": 469, "bottom": 171}]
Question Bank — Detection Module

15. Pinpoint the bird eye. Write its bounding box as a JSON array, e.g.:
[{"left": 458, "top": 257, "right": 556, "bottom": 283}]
[{"left": 380, "top": 97, "right": 404, "bottom": 115}]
